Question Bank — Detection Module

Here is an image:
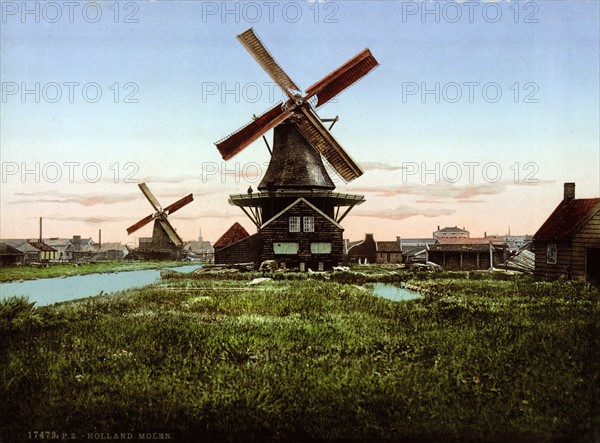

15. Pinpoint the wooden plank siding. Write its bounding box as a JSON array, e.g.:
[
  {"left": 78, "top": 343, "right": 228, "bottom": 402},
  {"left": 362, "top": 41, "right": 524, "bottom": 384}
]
[
  {"left": 260, "top": 200, "right": 344, "bottom": 270},
  {"left": 533, "top": 240, "right": 571, "bottom": 279},
  {"left": 534, "top": 211, "right": 600, "bottom": 280},
  {"left": 571, "top": 210, "right": 600, "bottom": 280},
  {"left": 214, "top": 234, "right": 262, "bottom": 266}
]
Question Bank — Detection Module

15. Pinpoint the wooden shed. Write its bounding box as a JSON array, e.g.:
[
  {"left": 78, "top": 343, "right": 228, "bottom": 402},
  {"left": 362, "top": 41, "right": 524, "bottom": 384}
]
[
  {"left": 376, "top": 238, "right": 403, "bottom": 264},
  {"left": 428, "top": 238, "right": 507, "bottom": 271},
  {"left": 533, "top": 183, "right": 600, "bottom": 282},
  {"left": 0, "top": 242, "right": 24, "bottom": 266}
]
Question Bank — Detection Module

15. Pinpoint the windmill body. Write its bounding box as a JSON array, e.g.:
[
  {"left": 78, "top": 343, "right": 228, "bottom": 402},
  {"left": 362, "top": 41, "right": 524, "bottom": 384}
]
[
  {"left": 127, "top": 183, "right": 194, "bottom": 260},
  {"left": 214, "top": 29, "right": 378, "bottom": 270}
]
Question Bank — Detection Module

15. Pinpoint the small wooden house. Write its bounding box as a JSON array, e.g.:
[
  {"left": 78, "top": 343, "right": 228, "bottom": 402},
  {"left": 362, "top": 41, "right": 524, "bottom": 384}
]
[
  {"left": 376, "top": 238, "right": 403, "bottom": 264},
  {"left": 533, "top": 183, "right": 600, "bottom": 282},
  {"left": 215, "top": 199, "right": 344, "bottom": 271}
]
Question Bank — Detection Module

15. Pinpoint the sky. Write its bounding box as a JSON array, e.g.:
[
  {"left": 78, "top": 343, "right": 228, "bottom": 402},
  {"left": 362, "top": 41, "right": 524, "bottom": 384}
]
[{"left": 1, "top": 0, "right": 599, "bottom": 246}]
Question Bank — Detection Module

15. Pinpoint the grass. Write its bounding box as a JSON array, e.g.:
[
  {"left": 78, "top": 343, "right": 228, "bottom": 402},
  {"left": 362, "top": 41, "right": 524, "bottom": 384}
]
[
  {"left": 0, "top": 271, "right": 598, "bottom": 442},
  {"left": 0, "top": 261, "right": 184, "bottom": 283}
]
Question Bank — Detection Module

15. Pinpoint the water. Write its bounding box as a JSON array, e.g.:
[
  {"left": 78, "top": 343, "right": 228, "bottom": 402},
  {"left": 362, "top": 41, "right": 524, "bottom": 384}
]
[
  {"left": 370, "top": 283, "right": 422, "bottom": 302},
  {"left": 0, "top": 264, "right": 200, "bottom": 307}
]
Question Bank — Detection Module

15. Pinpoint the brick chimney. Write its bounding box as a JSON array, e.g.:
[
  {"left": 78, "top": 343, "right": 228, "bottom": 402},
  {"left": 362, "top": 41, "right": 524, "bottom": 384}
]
[{"left": 564, "top": 182, "right": 575, "bottom": 203}]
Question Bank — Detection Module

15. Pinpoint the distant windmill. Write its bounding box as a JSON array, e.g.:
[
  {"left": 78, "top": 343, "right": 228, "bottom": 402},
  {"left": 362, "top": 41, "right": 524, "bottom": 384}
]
[{"left": 127, "top": 183, "right": 193, "bottom": 259}]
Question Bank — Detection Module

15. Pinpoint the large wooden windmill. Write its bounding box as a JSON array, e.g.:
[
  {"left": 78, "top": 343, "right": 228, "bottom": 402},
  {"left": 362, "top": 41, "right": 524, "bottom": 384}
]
[
  {"left": 127, "top": 183, "right": 193, "bottom": 259},
  {"left": 214, "top": 28, "right": 378, "bottom": 270}
]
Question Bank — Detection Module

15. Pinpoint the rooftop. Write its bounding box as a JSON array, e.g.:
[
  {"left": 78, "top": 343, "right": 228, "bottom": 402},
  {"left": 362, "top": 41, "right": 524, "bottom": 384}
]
[{"left": 534, "top": 198, "right": 600, "bottom": 240}]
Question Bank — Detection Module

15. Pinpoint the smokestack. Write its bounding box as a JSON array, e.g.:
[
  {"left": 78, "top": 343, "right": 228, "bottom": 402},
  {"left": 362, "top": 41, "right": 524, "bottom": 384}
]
[
  {"left": 99, "top": 229, "right": 102, "bottom": 248},
  {"left": 564, "top": 182, "right": 575, "bottom": 203},
  {"left": 39, "top": 217, "right": 42, "bottom": 243}
]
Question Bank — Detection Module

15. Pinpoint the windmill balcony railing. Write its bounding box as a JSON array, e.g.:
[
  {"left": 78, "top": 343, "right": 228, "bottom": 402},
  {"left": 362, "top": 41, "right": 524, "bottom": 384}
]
[{"left": 228, "top": 190, "right": 366, "bottom": 205}]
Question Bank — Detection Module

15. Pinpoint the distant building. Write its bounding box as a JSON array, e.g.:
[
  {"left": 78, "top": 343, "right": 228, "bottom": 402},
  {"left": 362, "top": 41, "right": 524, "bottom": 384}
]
[
  {"left": 67, "top": 236, "right": 94, "bottom": 262},
  {"left": 45, "top": 238, "right": 73, "bottom": 262},
  {"left": 433, "top": 226, "right": 470, "bottom": 240},
  {"left": 27, "top": 241, "right": 58, "bottom": 262},
  {"left": 2, "top": 240, "right": 40, "bottom": 263},
  {"left": 183, "top": 230, "right": 214, "bottom": 262},
  {"left": 92, "top": 242, "right": 128, "bottom": 261},
  {"left": 0, "top": 242, "right": 24, "bottom": 266},
  {"left": 376, "top": 237, "right": 402, "bottom": 264},
  {"left": 399, "top": 238, "right": 436, "bottom": 264},
  {"left": 533, "top": 183, "right": 600, "bottom": 282},
  {"left": 347, "top": 234, "right": 377, "bottom": 265},
  {"left": 428, "top": 238, "right": 508, "bottom": 271}
]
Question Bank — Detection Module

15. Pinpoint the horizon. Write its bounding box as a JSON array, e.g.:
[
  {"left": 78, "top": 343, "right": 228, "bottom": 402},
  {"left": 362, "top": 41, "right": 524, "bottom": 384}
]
[{"left": 2, "top": 1, "right": 599, "bottom": 245}]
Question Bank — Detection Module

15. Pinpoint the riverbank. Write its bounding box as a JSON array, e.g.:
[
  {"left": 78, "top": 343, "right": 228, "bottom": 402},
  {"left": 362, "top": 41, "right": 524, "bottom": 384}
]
[
  {"left": 1, "top": 271, "right": 598, "bottom": 442},
  {"left": 0, "top": 261, "right": 184, "bottom": 283}
]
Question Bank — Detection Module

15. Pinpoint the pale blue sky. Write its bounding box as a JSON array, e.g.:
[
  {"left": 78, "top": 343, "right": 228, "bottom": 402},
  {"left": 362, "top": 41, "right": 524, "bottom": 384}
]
[{"left": 1, "top": 1, "right": 599, "bottom": 243}]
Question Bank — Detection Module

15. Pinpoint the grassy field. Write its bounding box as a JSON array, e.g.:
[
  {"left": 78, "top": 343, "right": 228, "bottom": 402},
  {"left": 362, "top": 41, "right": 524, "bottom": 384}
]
[
  {"left": 0, "top": 261, "right": 184, "bottom": 283},
  {"left": 0, "top": 270, "right": 598, "bottom": 442}
]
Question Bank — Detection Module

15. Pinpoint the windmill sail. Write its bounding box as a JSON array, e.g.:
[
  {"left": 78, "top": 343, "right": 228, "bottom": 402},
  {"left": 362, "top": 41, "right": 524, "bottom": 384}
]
[
  {"left": 237, "top": 28, "right": 300, "bottom": 99},
  {"left": 304, "top": 49, "right": 379, "bottom": 108},
  {"left": 215, "top": 28, "right": 377, "bottom": 183}
]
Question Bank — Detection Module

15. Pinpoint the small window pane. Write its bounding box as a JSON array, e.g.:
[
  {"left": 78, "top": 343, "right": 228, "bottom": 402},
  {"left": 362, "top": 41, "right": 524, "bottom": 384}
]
[
  {"left": 273, "top": 242, "right": 299, "bottom": 254},
  {"left": 289, "top": 217, "right": 300, "bottom": 232},
  {"left": 547, "top": 242, "right": 557, "bottom": 264},
  {"left": 311, "top": 242, "right": 331, "bottom": 254},
  {"left": 303, "top": 216, "right": 315, "bottom": 232}
]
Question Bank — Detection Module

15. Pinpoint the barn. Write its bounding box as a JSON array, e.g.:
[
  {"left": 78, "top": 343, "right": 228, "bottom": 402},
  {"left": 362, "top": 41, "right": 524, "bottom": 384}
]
[{"left": 533, "top": 183, "right": 600, "bottom": 282}]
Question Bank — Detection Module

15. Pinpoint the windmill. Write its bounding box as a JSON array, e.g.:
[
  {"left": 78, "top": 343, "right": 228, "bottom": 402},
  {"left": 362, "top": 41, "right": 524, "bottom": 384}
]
[
  {"left": 213, "top": 28, "right": 378, "bottom": 270},
  {"left": 127, "top": 183, "right": 193, "bottom": 259},
  {"left": 217, "top": 28, "right": 378, "bottom": 182}
]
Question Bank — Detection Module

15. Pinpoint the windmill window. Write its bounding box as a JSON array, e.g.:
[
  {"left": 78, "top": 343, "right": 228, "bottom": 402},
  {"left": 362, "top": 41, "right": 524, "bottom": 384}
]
[
  {"left": 303, "top": 217, "right": 315, "bottom": 232},
  {"left": 289, "top": 217, "right": 300, "bottom": 232},
  {"left": 547, "top": 242, "right": 557, "bottom": 264},
  {"left": 311, "top": 242, "right": 331, "bottom": 254},
  {"left": 273, "top": 242, "right": 299, "bottom": 255}
]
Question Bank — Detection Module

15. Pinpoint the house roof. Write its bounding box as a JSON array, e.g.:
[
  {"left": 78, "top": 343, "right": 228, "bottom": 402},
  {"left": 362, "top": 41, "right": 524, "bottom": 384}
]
[
  {"left": 534, "top": 198, "right": 600, "bottom": 240},
  {"left": 260, "top": 197, "right": 342, "bottom": 230},
  {"left": 214, "top": 222, "right": 250, "bottom": 248},
  {"left": 437, "top": 237, "right": 506, "bottom": 246},
  {"left": 45, "top": 238, "right": 72, "bottom": 247},
  {"left": 376, "top": 241, "right": 401, "bottom": 252},
  {"left": 429, "top": 243, "right": 501, "bottom": 253},
  {"left": 92, "top": 242, "right": 124, "bottom": 253},
  {"left": 436, "top": 226, "right": 469, "bottom": 233},
  {"left": 0, "top": 242, "right": 24, "bottom": 256},
  {"left": 28, "top": 241, "right": 57, "bottom": 252},
  {"left": 347, "top": 234, "right": 377, "bottom": 255}
]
